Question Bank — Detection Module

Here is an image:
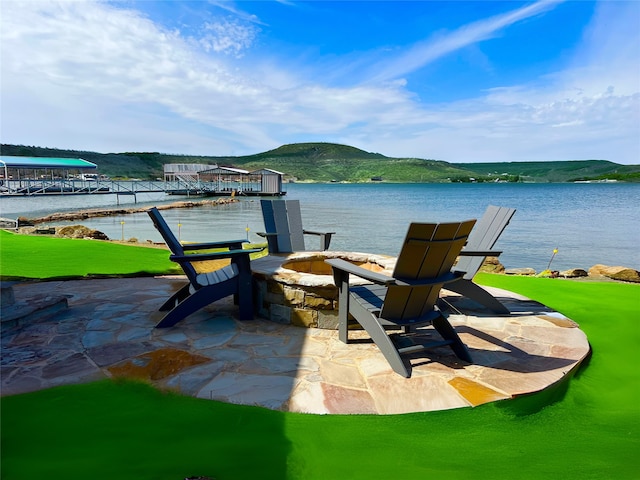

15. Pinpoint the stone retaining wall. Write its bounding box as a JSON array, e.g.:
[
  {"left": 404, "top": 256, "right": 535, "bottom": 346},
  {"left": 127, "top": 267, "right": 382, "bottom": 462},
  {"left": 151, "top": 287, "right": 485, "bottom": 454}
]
[{"left": 251, "top": 252, "right": 396, "bottom": 329}]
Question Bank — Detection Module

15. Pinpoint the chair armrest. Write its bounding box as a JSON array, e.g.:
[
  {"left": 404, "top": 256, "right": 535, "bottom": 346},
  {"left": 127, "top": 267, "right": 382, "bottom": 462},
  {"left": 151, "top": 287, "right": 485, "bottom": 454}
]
[
  {"left": 303, "top": 229, "right": 336, "bottom": 236},
  {"left": 459, "top": 249, "right": 502, "bottom": 257},
  {"left": 169, "top": 248, "right": 263, "bottom": 264},
  {"left": 394, "top": 271, "right": 464, "bottom": 286},
  {"left": 304, "top": 230, "right": 335, "bottom": 250},
  {"left": 328, "top": 259, "right": 465, "bottom": 287},
  {"left": 325, "top": 258, "right": 395, "bottom": 285},
  {"left": 258, "top": 230, "right": 336, "bottom": 237},
  {"left": 181, "top": 239, "right": 247, "bottom": 251}
]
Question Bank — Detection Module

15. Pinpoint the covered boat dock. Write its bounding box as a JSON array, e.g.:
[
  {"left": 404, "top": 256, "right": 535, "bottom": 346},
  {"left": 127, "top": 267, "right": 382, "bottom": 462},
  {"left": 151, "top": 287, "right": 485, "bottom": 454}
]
[
  {"left": 0, "top": 157, "right": 286, "bottom": 197},
  {"left": 0, "top": 156, "right": 103, "bottom": 194}
]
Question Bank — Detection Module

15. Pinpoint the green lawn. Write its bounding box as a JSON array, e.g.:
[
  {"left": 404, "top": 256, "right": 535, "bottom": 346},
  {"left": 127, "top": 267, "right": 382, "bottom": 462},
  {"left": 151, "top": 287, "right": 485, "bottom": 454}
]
[
  {"left": 0, "top": 230, "right": 266, "bottom": 280},
  {"left": 1, "top": 234, "right": 639, "bottom": 479},
  {"left": 0, "top": 229, "right": 180, "bottom": 279}
]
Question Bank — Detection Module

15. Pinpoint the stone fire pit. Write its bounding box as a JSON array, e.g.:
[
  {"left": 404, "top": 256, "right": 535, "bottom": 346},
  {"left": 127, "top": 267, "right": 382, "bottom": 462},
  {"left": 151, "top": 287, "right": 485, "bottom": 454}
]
[{"left": 251, "top": 252, "right": 396, "bottom": 329}]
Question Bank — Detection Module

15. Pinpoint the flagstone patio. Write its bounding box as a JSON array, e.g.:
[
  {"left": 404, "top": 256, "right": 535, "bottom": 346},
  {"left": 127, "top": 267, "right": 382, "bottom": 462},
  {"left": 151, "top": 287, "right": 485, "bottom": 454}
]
[{"left": 0, "top": 275, "right": 590, "bottom": 414}]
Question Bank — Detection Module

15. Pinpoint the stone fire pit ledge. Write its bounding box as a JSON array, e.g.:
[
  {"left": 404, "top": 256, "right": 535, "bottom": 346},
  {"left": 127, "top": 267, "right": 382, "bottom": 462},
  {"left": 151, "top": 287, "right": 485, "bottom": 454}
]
[{"left": 251, "top": 251, "right": 396, "bottom": 329}]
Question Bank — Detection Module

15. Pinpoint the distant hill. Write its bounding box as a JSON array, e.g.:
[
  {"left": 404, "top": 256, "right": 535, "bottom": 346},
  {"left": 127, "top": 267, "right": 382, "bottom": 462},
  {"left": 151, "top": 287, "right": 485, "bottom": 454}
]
[
  {"left": 213, "top": 143, "right": 470, "bottom": 182},
  {"left": 2, "top": 143, "right": 638, "bottom": 182},
  {"left": 452, "top": 160, "right": 640, "bottom": 183}
]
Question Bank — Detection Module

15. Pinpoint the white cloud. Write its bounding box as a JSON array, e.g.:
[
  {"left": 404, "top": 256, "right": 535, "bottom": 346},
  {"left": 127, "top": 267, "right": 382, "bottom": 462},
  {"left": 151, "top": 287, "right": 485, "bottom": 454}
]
[
  {"left": 207, "top": 1, "right": 267, "bottom": 26},
  {"left": 1, "top": 1, "right": 273, "bottom": 152},
  {"left": 0, "top": 0, "right": 423, "bottom": 153},
  {"left": 372, "top": 91, "right": 639, "bottom": 163},
  {"left": 199, "top": 19, "right": 259, "bottom": 57},
  {"left": 354, "top": 1, "right": 640, "bottom": 164},
  {"left": 1, "top": 0, "right": 638, "bottom": 164},
  {"left": 366, "top": 0, "right": 563, "bottom": 83}
]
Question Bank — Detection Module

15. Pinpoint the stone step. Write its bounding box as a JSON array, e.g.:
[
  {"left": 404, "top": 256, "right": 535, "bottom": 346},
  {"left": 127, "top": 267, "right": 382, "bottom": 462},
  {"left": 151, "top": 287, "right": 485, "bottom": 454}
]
[{"left": 1, "top": 282, "right": 69, "bottom": 330}]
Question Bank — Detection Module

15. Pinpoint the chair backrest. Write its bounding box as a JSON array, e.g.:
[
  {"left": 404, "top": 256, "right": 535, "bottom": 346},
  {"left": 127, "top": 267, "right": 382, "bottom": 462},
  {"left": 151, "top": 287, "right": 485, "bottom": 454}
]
[
  {"left": 260, "top": 199, "right": 306, "bottom": 253},
  {"left": 147, "top": 207, "right": 198, "bottom": 283},
  {"left": 382, "top": 220, "right": 476, "bottom": 322},
  {"left": 454, "top": 205, "right": 516, "bottom": 280}
]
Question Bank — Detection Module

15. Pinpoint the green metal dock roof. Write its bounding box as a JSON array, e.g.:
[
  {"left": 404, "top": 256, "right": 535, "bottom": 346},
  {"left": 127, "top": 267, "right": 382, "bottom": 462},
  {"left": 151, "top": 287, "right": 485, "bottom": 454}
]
[{"left": 0, "top": 156, "right": 97, "bottom": 169}]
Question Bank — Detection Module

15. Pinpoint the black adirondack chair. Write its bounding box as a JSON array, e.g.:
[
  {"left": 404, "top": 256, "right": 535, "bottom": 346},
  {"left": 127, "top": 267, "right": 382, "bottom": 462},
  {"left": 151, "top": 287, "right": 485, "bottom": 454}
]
[
  {"left": 147, "top": 207, "right": 262, "bottom": 328},
  {"left": 257, "top": 199, "right": 335, "bottom": 253},
  {"left": 447, "top": 205, "right": 516, "bottom": 314},
  {"left": 326, "top": 220, "right": 476, "bottom": 377}
]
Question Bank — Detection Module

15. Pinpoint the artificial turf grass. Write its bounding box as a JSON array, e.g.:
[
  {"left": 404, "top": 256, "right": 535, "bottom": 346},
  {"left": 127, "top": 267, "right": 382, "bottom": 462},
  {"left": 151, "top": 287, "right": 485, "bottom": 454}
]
[
  {"left": 0, "top": 229, "right": 181, "bottom": 279},
  {"left": 2, "top": 276, "right": 639, "bottom": 479},
  {"left": 475, "top": 273, "right": 640, "bottom": 408},
  {"left": 0, "top": 229, "right": 267, "bottom": 280},
  {"left": 285, "top": 274, "right": 639, "bottom": 479},
  {"left": 2, "top": 374, "right": 634, "bottom": 480},
  {"left": 1, "top": 380, "right": 292, "bottom": 480}
]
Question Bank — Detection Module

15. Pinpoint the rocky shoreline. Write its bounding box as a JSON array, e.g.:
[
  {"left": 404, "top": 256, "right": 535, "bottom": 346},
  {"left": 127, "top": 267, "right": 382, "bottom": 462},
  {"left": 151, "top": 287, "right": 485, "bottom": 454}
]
[
  {"left": 14, "top": 197, "right": 239, "bottom": 226},
  {"left": 477, "top": 257, "right": 639, "bottom": 283}
]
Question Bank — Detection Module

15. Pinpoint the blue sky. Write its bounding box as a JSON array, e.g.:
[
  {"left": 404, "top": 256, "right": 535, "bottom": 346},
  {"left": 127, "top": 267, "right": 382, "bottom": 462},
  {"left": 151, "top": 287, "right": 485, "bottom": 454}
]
[{"left": 1, "top": 0, "right": 638, "bottom": 164}]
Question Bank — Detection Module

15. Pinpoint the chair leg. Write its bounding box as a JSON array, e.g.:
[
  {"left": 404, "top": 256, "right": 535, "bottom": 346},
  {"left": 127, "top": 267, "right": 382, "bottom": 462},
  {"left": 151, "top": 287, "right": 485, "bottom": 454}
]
[
  {"left": 156, "top": 288, "right": 213, "bottom": 328},
  {"left": 446, "top": 278, "right": 510, "bottom": 314},
  {"left": 230, "top": 255, "right": 254, "bottom": 321},
  {"left": 333, "top": 270, "right": 350, "bottom": 343},
  {"left": 155, "top": 280, "right": 238, "bottom": 328},
  {"left": 159, "top": 284, "right": 191, "bottom": 311},
  {"left": 338, "top": 306, "right": 349, "bottom": 344},
  {"left": 236, "top": 262, "right": 254, "bottom": 321},
  {"left": 320, "top": 233, "right": 333, "bottom": 251},
  {"left": 432, "top": 314, "right": 472, "bottom": 363},
  {"left": 357, "top": 313, "right": 411, "bottom": 377}
]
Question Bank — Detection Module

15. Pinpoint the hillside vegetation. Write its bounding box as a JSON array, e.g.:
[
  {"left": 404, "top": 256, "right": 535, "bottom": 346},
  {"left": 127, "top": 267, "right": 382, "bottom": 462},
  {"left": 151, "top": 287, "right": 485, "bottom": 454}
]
[
  {"left": 220, "top": 143, "right": 471, "bottom": 182},
  {"left": 452, "top": 160, "right": 640, "bottom": 183},
  {"left": 2, "top": 143, "right": 638, "bottom": 183}
]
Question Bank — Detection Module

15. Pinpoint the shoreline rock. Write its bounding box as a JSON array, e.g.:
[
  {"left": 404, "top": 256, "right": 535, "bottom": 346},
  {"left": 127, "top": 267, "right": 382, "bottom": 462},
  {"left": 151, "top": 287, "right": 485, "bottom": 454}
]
[
  {"left": 486, "top": 261, "right": 638, "bottom": 283},
  {"left": 588, "top": 264, "right": 640, "bottom": 283},
  {"left": 477, "top": 256, "right": 505, "bottom": 274},
  {"left": 504, "top": 267, "right": 537, "bottom": 276},
  {"left": 559, "top": 268, "right": 588, "bottom": 278},
  {"left": 16, "top": 197, "right": 239, "bottom": 226}
]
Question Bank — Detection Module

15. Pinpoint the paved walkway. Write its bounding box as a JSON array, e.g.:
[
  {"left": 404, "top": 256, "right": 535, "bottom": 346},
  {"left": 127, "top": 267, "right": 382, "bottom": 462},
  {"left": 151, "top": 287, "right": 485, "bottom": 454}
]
[{"left": 1, "top": 276, "right": 590, "bottom": 414}]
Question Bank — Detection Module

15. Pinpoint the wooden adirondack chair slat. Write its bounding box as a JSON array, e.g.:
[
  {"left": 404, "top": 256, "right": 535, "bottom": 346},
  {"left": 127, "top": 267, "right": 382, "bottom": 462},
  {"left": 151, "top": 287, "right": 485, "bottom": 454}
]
[
  {"left": 284, "top": 200, "right": 306, "bottom": 251},
  {"left": 447, "top": 205, "right": 516, "bottom": 314},
  {"left": 326, "top": 219, "right": 476, "bottom": 377},
  {"left": 258, "top": 200, "right": 335, "bottom": 253},
  {"left": 147, "top": 207, "right": 262, "bottom": 328}
]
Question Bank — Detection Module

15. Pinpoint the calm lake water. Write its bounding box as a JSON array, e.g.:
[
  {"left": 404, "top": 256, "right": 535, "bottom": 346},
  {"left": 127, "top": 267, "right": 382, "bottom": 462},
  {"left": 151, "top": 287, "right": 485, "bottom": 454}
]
[{"left": 1, "top": 182, "right": 639, "bottom": 271}]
